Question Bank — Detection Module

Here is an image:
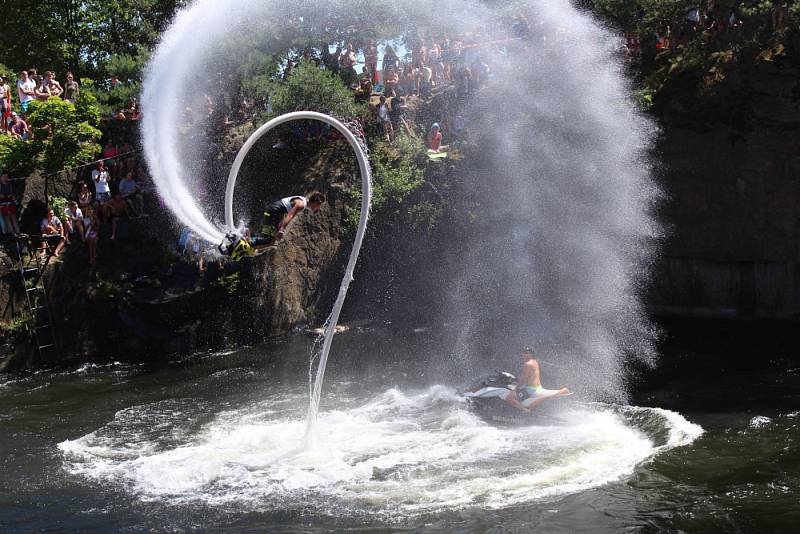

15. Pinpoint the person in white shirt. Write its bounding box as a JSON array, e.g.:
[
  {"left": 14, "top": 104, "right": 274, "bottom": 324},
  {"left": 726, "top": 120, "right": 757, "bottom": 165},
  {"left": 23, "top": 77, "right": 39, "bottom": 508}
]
[
  {"left": 16, "top": 71, "right": 36, "bottom": 114},
  {"left": 91, "top": 161, "right": 112, "bottom": 203}
]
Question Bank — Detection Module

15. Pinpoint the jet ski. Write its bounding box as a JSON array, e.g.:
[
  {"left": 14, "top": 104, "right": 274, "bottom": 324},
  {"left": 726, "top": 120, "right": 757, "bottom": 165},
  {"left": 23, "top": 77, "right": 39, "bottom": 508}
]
[{"left": 463, "top": 371, "right": 572, "bottom": 425}]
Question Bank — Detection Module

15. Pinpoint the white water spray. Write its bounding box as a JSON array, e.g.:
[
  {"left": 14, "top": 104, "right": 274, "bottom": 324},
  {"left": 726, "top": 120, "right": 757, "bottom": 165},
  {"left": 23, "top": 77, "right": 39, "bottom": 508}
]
[
  {"left": 222, "top": 111, "right": 372, "bottom": 439},
  {"left": 141, "top": 0, "right": 661, "bottom": 412}
]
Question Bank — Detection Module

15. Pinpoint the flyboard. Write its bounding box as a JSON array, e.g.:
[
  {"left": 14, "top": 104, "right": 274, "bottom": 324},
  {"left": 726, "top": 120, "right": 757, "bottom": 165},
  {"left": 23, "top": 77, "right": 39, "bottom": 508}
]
[{"left": 219, "top": 111, "right": 372, "bottom": 434}]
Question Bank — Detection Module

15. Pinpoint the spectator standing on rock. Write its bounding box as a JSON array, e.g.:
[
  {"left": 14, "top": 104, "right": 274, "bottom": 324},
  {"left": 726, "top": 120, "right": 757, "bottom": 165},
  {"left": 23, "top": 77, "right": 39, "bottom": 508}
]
[
  {"left": 34, "top": 75, "right": 51, "bottom": 102},
  {"left": 0, "top": 171, "right": 20, "bottom": 235},
  {"left": 45, "top": 72, "right": 63, "bottom": 98},
  {"left": 102, "top": 139, "right": 119, "bottom": 179},
  {"left": 16, "top": 71, "right": 36, "bottom": 114},
  {"left": 92, "top": 161, "right": 112, "bottom": 204},
  {"left": 82, "top": 205, "right": 99, "bottom": 265},
  {"left": 0, "top": 77, "right": 10, "bottom": 133},
  {"left": 63, "top": 72, "right": 80, "bottom": 103},
  {"left": 382, "top": 45, "right": 399, "bottom": 80},
  {"left": 339, "top": 43, "right": 357, "bottom": 86},
  {"left": 40, "top": 208, "right": 66, "bottom": 257},
  {"left": 365, "top": 39, "right": 379, "bottom": 84},
  {"left": 377, "top": 95, "right": 394, "bottom": 143}
]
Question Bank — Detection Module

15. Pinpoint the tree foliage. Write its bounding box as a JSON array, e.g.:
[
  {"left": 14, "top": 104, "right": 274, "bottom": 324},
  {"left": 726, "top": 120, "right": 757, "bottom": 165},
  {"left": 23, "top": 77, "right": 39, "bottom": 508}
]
[
  {"left": 268, "top": 59, "right": 364, "bottom": 118},
  {"left": 1, "top": 96, "right": 101, "bottom": 176},
  {"left": 0, "top": 0, "right": 185, "bottom": 77}
]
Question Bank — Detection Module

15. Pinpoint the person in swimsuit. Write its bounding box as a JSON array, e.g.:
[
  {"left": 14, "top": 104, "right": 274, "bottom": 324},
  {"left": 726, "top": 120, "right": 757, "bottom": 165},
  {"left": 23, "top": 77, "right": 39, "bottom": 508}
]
[{"left": 504, "top": 347, "right": 570, "bottom": 412}]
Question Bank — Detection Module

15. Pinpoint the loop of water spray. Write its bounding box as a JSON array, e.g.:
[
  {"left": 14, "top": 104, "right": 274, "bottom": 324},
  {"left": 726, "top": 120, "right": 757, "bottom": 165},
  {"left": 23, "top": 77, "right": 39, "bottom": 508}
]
[{"left": 222, "top": 111, "right": 372, "bottom": 444}]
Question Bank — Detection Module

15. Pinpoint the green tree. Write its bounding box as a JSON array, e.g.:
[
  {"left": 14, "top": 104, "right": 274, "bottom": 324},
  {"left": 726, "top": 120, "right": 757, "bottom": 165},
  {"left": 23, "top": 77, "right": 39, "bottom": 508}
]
[
  {"left": 0, "top": 1, "right": 185, "bottom": 77},
  {"left": 4, "top": 95, "right": 102, "bottom": 176},
  {"left": 268, "top": 58, "right": 363, "bottom": 117}
]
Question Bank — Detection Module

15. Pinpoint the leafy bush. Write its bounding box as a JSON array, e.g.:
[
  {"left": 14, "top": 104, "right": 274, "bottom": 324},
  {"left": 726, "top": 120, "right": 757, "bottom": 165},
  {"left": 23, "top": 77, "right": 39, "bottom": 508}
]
[
  {"left": 269, "top": 59, "right": 364, "bottom": 118},
  {"left": 49, "top": 196, "right": 69, "bottom": 219},
  {"left": 11, "top": 96, "right": 102, "bottom": 175}
]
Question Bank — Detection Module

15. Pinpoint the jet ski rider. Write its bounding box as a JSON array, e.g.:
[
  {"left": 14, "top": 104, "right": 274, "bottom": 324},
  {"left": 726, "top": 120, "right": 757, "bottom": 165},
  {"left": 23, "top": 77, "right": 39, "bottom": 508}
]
[{"left": 504, "top": 347, "right": 571, "bottom": 412}]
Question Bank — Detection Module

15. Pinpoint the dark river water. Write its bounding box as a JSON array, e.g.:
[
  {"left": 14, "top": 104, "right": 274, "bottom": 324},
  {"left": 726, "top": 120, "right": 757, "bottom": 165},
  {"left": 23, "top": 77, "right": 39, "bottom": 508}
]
[{"left": 1, "top": 319, "right": 798, "bottom": 532}]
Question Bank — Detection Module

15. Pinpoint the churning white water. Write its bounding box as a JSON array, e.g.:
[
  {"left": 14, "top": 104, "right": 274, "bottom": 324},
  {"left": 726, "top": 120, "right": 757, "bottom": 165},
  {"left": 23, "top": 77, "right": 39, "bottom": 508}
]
[{"left": 58, "top": 385, "right": 701, "bottom": 516}]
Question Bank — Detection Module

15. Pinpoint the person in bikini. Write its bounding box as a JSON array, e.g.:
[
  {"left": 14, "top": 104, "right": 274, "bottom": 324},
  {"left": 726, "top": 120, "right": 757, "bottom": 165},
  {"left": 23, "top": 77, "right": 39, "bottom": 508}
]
[{"left": 504, "top": 347, "right": 571, "bottom": 412}]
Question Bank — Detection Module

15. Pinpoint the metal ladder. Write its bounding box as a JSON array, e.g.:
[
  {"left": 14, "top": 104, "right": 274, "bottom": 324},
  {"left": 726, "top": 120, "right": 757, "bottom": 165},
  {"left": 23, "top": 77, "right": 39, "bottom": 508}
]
[{"left": 15, "top": 239, "right": 57, "bottom": 355}]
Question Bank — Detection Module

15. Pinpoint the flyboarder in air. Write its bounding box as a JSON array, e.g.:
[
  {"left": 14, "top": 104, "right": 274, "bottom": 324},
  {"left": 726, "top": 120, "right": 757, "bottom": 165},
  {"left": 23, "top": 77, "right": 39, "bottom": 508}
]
[{"left": 220, "top": 192, "right": 326, "bottom": 261}]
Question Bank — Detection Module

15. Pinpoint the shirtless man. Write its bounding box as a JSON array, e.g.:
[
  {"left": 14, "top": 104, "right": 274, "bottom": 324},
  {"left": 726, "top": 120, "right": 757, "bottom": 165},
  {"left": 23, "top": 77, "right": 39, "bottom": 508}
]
[{"left": 504, "top": 347, "right": 570, "bottom": 412}]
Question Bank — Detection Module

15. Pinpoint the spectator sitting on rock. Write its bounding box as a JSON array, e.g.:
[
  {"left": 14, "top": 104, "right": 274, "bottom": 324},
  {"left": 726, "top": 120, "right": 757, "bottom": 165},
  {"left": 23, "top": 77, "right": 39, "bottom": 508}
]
[
  {"left": 0, "top": 171, "right": 20, "bottom": 235},
  {"left": 63, "top": 72, "right": 79, "bottom": 103},
  {"left": 105, "top": 192, "right": 128, "bottom": 240},
  {"left": 16, "top": 71, "right": 36, "bottom": 114},
  {"left": 45, "top": 71, "right": 63, "bottom": 98},
  {"left": 427, "top": 122, "right": 446, "bottom": 152},
  {"left": 82, "top": 205, "right": 99, "bottom": 265},
  {"left": 92, "top": 161, "right": 112, "bottom": 204},
  {"left": 119, "top": 171, "right": 144, "bottom": 217},
  {"left": 78, "top": 181, "right": 93, "bottom": 211},
  {"left": 356, "top": 75, "right": 373, "bottom": 103},
  {"left": 9, "top": 113, "right": 29, "bottom": 141},
  {"left": 40, "top": 208, "right": 66, "bottom": 257},
  {"left": 376, "top": 95, "right": 394, "bottom": 143},
  {"left": 63, "top": 200, "right": 83, "bottom": 244}
]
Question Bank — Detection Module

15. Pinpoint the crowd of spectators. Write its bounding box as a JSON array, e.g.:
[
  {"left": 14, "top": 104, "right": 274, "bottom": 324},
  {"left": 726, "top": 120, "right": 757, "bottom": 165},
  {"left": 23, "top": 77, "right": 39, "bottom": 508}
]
[
  {"left": 623, "top": 1, "right": 791, "bottom": 60},
  {"left": 335, "top": 30, "right": 514, "bottom": 153},
  {"left": 1, "top": 67, "right": 141, "bottom": 142},
  {"left": 22, "top": 142, "right": 153, "bottom": 264}
]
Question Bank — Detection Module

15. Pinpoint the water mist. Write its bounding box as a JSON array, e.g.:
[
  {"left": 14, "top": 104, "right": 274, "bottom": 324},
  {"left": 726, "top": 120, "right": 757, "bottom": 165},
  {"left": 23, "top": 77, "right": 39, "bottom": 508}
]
[{"left": 141, "top": 0, "right": 660, "bottom": 409}]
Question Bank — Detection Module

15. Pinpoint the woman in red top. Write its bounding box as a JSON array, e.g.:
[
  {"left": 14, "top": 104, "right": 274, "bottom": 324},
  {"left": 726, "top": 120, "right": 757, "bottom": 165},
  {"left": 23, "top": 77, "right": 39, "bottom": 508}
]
[{"left": 102, "top": 139, "right": 119, "bottom": 179}]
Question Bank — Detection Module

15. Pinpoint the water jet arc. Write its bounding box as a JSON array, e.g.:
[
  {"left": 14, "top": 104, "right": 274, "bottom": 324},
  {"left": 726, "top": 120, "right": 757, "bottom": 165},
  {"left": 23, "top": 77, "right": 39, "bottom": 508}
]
[{"left": 223, "top": 111, "right": 372, "bottom": 431}]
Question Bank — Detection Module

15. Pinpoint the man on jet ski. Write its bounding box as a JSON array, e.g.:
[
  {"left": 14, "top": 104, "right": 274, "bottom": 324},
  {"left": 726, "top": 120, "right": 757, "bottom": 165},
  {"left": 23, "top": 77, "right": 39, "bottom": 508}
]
[{"left": 504, "top": 347, "right": 570, "bottom": 412}]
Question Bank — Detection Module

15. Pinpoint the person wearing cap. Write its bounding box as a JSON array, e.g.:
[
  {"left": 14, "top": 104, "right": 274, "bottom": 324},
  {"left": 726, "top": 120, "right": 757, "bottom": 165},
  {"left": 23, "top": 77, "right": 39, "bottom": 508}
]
[
  {"left": 427, "top": 122, "right": 444, "bottom": 152},
  {"left": 503, "top": 347, "right": 571, "bottom": 412}
]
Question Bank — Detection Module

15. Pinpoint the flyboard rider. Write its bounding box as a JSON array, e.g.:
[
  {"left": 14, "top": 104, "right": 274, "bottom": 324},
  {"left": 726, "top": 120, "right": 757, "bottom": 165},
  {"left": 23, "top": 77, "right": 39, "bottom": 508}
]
[
  {"left": 504, "top": 347, "right": 571, "bottom": 412},
  {"left": 220, "top": 192, "right": 326, "bottom": 260}
]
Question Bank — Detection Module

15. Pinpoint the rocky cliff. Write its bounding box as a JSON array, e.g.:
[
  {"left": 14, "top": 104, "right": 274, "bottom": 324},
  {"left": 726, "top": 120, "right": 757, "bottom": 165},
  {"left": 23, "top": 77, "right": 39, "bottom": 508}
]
[
  {"left": 649, "top": 60, "right": 800, "bottom": 320},
  {"left": 0, "top": 134, "right": 356, "bottom": 371}
]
